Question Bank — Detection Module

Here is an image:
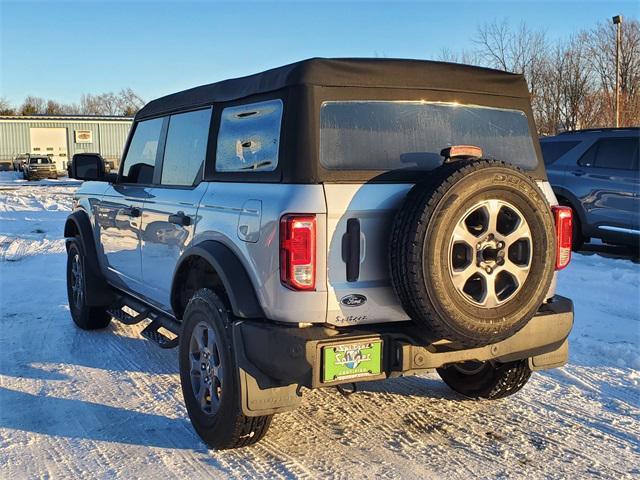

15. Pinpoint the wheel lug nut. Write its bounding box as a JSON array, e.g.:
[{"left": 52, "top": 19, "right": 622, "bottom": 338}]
[{"left": 486, "top": 267, "right": 493, "bottom": 274}]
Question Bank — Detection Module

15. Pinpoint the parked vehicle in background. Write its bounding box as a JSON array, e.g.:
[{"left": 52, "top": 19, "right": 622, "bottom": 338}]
[
  {"left": 64, "top": 58, "right": 574, "bottom": 450},
  {"left": 12, "top": 153, "right": 30, "bottom": 172},
  {"left": 541, "top": 128, "right": 640, "bottom": 250},
  {"left": 23, "top": 155, "right": 58, "bottom": 180}
]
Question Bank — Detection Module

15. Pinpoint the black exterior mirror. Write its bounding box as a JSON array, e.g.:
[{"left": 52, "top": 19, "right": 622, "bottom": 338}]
[{"left": 70, "top": 153, "right": 106, "bottom": 181}]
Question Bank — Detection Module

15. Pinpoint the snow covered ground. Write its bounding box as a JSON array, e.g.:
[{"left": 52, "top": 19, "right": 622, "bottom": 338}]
[{"left": 0, "top": 177, "right": 638, "bottom": 479}]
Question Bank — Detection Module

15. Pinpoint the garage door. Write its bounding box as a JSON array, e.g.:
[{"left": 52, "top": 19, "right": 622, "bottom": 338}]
[{"left": 30, "top": 128, "right": 69, "bottom": 171}]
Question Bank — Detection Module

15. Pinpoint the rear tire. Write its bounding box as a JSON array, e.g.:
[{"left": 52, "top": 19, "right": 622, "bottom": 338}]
[
  {"left": 437, "top": 360, "right": 532, "bottom": 399},
  {"left": 179, "top": 288, "right": 272, "bottom": 449},
  {"left": 66, "top": 239, "right": 111, "bottom": 330}
]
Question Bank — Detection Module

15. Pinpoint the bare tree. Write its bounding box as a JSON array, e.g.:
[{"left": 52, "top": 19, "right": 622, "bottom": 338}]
[
  {"left": 0, "top": 98, "right": 16, "bottom": 115},
  {"left": 586, "top": 18, "right": 640, "bottom": 127},
  {"left": 20, "top": 96, "right": 46, "bottom": 115},
  {"left": 473, "top": 20, "right": 549, "bottom": 124},
  {"left": 79, "top": 89, "right": 144, "bottom": 115},
  {"left": 438, "top": 47, "right": 480, "bottom": 65},
  {"left": 117, "top": 88, "right": 145, "bottom": 116},
  {"left": 45, "top": 100, "right": 66, "bottom": 115}
]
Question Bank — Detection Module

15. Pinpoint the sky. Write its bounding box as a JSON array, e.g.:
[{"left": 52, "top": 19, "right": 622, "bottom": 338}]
[{"left": 1, "top": 0, "right": 638, "bottom": 106}]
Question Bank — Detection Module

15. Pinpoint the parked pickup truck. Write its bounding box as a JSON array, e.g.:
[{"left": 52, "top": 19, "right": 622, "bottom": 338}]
[
  {"left": 65, "top": 58, "right": 574, "bottom": 450},
  {"left": 23, "top": 155, "right": 58, "bottom": 180}
]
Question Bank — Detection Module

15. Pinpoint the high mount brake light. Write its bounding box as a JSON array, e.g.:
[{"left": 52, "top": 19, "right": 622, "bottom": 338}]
[
  {"left": 552, "top": 206, "right": 573, "bottom": 270},
  {"left": 440, "top": 145, "right": 483, "bottom": 161},
  {"left": 280, "top": 215, "right": 316, "bottom": 290}
]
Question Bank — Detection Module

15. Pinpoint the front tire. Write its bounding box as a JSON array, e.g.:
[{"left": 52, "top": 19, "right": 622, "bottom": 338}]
[
  {"left": 179, "top": 288, "right": 272, "bottom": 449},
  {"left": 66, "top": 240, "right": 111, "bottom": 330},
  {"left": 437, "top": 360, "right": 531, "bottom": 400}
]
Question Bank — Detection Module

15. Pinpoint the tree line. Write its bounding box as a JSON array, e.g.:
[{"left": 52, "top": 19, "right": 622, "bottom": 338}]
[
  {"left": 0, "top": 88, "right": 144, "bottom": 117},
  {"left": 441, "top": 17, "right": 639, "bottom": 135}
]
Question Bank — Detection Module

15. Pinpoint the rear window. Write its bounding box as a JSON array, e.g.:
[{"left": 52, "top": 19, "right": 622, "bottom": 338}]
[
  {"left": 540, "top": 140, "right": 580, "bottom": 165},
  {"left": 319, "top": 101, "right": 538, "bottom": 171}
]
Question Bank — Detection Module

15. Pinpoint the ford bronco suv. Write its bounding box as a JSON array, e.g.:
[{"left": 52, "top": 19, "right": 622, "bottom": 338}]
[{"left": 65, "top": 58, "right": 574, "bottom": 450}]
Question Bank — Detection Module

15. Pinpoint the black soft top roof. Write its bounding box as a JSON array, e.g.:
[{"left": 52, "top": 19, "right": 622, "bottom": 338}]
[{"left": 136, "top": 58, "right": 528, "bottom": 120}]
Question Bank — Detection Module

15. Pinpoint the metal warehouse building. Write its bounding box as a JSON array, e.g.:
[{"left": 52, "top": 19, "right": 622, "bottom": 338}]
[{"left": 0, "top": 115, "right": 133, "bottom": 171}]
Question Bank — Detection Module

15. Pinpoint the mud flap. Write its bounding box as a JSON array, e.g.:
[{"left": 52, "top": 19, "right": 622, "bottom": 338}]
[
  {"left": 529, "top": 340, "right": 569, "bottom": 371},
  {"left": 233, "top": 323, "right": 302, "bottom": 417}
]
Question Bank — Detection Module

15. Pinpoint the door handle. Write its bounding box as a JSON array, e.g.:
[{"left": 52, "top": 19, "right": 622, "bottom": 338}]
[
  {"left": 571, "top": 170, "right": 586, "bottom": 177},
  {"left": 168, "top": 211, "right": 191, "bottom": 226},
  {"left": 341, "top": 218, "right": 361, "bottom": 282},
  {"left": 126, "top": 207, "right": 141, "bottom": 217}
]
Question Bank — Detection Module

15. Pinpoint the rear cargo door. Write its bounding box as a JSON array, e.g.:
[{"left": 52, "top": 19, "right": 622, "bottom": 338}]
[{"left": 324, "top": 184, "right": 412, "bottom": 326}]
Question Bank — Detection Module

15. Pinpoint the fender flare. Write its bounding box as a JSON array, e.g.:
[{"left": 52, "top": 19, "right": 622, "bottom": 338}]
[
  {"left": 64, "top": 210, "right": 115, "bottom": 306},
  {"left": 171, "top": 240, "right": 265, "bottom": 320}
]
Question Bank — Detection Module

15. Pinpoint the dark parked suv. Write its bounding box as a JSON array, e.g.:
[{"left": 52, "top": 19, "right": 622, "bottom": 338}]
[{"left": 541, "top": 128, "right": 640, "bottom": 250}]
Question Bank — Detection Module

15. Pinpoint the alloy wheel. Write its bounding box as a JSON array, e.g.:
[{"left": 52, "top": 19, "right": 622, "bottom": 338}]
[
  {"left": 189, "top": 321, "right": 224, "bottom": 415},
  {"left": 448, "top": 199, "right": 532, "bottom": 308}
]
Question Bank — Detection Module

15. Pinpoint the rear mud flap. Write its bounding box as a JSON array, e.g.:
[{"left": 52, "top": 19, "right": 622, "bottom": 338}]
[
  {"left": 529, "top": 340, "right": 569, "bottom": 371},
  {"left": 233, "top": 324, "right": 302, "bottom": 417}
]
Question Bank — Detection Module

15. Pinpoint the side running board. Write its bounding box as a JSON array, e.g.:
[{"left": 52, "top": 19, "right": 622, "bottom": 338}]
[{"left": 107, "top": 293, "right": 181, "bottom": 349}]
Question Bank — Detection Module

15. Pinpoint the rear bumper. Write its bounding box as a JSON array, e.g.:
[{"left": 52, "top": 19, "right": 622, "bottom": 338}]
[{"left": 234, "top": 295, "right": 573, "bottom": 416}]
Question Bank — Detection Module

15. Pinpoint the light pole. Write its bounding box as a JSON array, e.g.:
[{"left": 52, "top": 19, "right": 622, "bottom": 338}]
[{"left": 613, "top": 15, "right": 622, "bottom": 128}]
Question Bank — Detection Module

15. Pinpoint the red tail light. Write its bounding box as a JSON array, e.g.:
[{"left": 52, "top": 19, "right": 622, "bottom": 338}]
[
  {"left": 553, "top": 206, "right": 573, "bottom": 270},
  {"left": 280, "top": 215, "right": 316, "bottom": 290}
]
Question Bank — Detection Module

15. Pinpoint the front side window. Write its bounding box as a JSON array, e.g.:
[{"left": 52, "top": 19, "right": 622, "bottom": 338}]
[
  {"left": 216, "top": 99, "right": 283, "bottom": 172},
  {"left": 161, "top": 108, "right": 212, "bottom": 186},
  {"left": 320, "top": 101, "right": 539, "bottom": 171},
  {"left": 583, "top": 138, "right": 639, "bottom": 170},
  {"left": 121, "top": 117, "right": 163, "bottom": 184}
]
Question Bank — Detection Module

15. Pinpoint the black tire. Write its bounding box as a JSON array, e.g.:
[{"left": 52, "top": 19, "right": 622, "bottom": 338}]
[
  {"left": 66, "top": 239, "right": 111, "bottom": 330},
  {"left": 179, "top": 288, "right": 272, "bottom": 450},
  {"left": 569, "top": 207, "right": 585, "bottom": 251},
  {"left": 437, "top": 360, "right": 532, "bottom": 399},
  {"left": 389, "top": 160, "right": 556, "bottom": 347}
]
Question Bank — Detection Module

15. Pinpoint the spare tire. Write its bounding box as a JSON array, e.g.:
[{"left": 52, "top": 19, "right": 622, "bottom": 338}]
[{"left": 389, "top": 160, "right": 556, "bottom": 347}]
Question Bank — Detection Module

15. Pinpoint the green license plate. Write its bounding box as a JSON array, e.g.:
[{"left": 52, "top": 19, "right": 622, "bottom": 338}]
[{"left": 322, "top": 340, "right": 382, "bottom": 383}]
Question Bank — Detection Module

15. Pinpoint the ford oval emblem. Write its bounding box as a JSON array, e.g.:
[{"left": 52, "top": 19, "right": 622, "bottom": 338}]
[{"left": 340, "top": 294, "right": 367, "bottom": 307}]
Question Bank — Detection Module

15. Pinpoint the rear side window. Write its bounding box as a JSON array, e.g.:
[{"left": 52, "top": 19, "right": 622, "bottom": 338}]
[
  {"left": 216, "top": 99, "right": 283, "bottom": 172},
  {"left": 320, "top": 101, "right": 539, "bottom": 171},
  {"left": 578, "top": 137, "right": 640, "bottom": 170},
  {"left": 121, "top": 118, "right": 163, "bottom": 184},
  {"left": 540, "top": 140, "right": 580, "bottom": 165},
  {"left": 160, "top": 108, "right": 212, "bottom": 186}
]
